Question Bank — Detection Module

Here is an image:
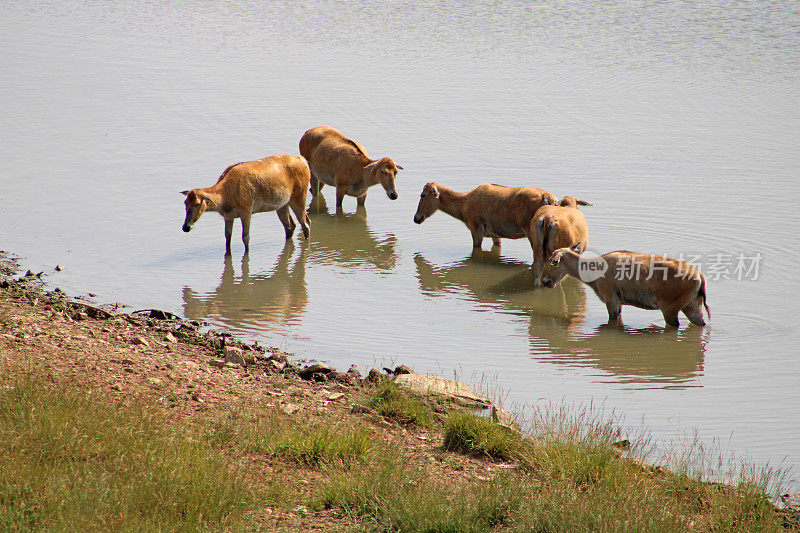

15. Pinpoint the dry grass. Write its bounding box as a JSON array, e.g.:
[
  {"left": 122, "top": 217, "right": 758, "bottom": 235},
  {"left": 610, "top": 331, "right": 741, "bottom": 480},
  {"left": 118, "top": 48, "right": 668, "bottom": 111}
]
[
  {"left": 366, "top": 380, "right": 437, "bottom": 428},
  {"left": 0, "top": 372, "right": 263, "bottom": 531}
]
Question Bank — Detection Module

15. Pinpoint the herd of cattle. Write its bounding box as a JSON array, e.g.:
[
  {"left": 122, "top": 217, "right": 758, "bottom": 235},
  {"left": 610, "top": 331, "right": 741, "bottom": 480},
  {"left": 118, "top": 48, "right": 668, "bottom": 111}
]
[{"left": 181, "top": 126, "right": 709, "bottom": 328}]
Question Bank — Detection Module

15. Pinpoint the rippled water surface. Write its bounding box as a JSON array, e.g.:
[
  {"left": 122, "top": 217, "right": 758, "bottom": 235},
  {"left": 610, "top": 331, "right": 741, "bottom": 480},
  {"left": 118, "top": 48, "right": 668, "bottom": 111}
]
[{"left": 2, "top": 1, "right": 799, "bottom": 485}]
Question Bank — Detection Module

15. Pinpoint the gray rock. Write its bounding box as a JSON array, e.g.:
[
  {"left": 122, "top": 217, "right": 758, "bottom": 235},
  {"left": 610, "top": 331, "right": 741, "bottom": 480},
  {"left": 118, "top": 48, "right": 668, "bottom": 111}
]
[
  {"left": 280, "top": 403, "right": 301, "bottom": 415},
  {"left": 223, "top": 346, "right": 245, "bottom": 365},
  {"left": 367, "top": 368, "right": 385, "bottom": 383},
  {"left": 131, "top": 336, "right": 149, "bottom": 347},
  {"left": 305, "top": 363, "right": 333, "bottom": 373},
  {"left": 393, "top": 373, "right": 491, "bottom": 409},
  {"left": 491, "top": 405, "right": 521, "bottom": 433},
  {"left": 269, "top": 359, "right": 286, "bottom": 372},
  {"left": 394, "top": 365, "right": 413, "bottom": 375},
  {"left": 299, "top": 363, "right": 333, "bottom": 380},
  {"left": 346, "top": 364, "right": 361, "bottom": 379}
]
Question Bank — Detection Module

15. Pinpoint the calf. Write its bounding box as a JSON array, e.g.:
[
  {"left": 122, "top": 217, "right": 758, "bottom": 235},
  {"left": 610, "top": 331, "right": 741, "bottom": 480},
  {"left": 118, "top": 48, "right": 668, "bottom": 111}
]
[
  {"left": 181, "top": 154, "right": 311, "bottom": 255},
  {"left": 531, "top": 196, "right": 592, "bottom": 285},
  {"left": 299, "top": 126, "right": 403, "bottom": 208},
  {"left": 542, "top": 244, "right": 710, "bottom": 327},
  {"left": 413, "top": 182, "right": 557, "bottom": 251}
]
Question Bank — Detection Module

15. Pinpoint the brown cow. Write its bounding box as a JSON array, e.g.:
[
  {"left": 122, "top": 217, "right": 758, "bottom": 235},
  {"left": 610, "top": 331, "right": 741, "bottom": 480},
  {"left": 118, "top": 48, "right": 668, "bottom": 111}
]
[
  {"left": 181, "top": 154, "right": 311, "bottom": 255},
  {"left": 413, "top": 182, "right": 557, "bottom": 251},
  {"left": 299, "top": 126, "right": 403, "bottom": 208},
  {"left": 543, "top": 244, "right": 710, "bottom": 327},
  {"left": 531, "top": 195, "right": 592, "bottom": 285}
]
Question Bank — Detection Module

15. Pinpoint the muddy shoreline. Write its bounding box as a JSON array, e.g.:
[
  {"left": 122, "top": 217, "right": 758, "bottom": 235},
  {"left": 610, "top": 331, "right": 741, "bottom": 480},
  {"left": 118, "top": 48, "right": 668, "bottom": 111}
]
[{"left": 2, "top": 250, "right": 798, "bottom": 529}]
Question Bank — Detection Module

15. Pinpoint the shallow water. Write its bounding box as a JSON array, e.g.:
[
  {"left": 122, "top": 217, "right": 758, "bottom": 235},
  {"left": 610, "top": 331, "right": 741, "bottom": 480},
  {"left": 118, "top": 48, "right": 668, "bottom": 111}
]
[{"left": 2, "top": 1, "right": 799, "bottom": 487}]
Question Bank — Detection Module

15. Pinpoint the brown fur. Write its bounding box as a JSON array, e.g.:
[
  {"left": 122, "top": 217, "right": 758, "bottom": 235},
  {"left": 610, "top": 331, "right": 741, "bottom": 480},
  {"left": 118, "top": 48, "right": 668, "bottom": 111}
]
[
  {"left": 299, "top": 126, "right": 403, "bottom": 208},
  {"left": 181, "top": 154, "right": 311, "bottom": 255},
  {"left": 413, "top": 182, "right": 557, "bottom": 252},
  {"left": 531, "top": 196, "right": 592, "bottom": 285},
  {"left": 543, "top": 247, "right": 710, "bottom": 327}
]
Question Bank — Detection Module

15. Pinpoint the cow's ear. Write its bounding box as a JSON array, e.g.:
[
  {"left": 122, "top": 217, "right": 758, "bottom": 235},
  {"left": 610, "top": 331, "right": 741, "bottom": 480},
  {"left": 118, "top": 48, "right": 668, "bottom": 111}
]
[
  {"left": 200, "top": 194, "right": 217, "bottom": 207},
  {"left": 431, "top": 186, "right": 439, "bottom": 198},
  {"left": 576, "top": 199, "right": 593, "bottom": 206},
  {"left": 364, "top": 161, "right": 380, "bottom": 171},
  {"left": 180, "top": 190, "right": 190, "bottom": 196},
  {"left": 396, "top": 164, "right": 404, "bottom": 170}
]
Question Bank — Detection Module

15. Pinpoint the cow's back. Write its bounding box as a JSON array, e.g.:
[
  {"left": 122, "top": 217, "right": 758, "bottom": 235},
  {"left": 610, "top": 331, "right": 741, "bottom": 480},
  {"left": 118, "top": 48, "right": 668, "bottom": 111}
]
[
  {"left": 227, "top": 155, "right": 307, "bottom": 209},
  {"left": 299, "top": 126, "right": 369, "bottom": 184},
  {"left": 603, "top": 252, "right": 703, "bottom": 300},
  {"left": 299, "top": 126, "right": 337, "bottom": 162},
  {"left": 495, "top": 186, "right": 556, "bottom": 228},
  {"left": 534, "top": 205, "right": 588, "bottom": 251}
]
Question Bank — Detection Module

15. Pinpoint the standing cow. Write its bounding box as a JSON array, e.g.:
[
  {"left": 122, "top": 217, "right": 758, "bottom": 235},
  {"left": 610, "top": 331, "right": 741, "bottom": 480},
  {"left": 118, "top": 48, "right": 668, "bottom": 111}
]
[
  {"left": 181, "top": 154, "right": 311, "bottom": 255},
  {"left": 531, "top": 196, "right": 592, "bottom": 285},
  {"left": 543, "top": 244, "right": 710, "bottom": 327},
  {"left": 413, "top": 182, "right": 557, "bottom": 252},
  {"left": 299, "top": 126, "right": 403, "bottom": 209}
]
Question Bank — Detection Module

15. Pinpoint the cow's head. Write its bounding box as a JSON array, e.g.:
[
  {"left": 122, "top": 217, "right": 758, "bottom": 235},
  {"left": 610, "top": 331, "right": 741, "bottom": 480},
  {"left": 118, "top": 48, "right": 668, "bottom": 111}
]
[
  {"left": 542, "top": 243, "right": 583, "bottom": 288},
  {"left": 364, "top": 157, "right": 402, "bottom": 200},
  {"left": 413, "top": 182, "right": 441, "bottom": 224},
  {"left": 181, "top": 190, "right": 216, "bottom": 232},
  {"left": 559, "top": 196, "right": 593, "bottom": 208}
]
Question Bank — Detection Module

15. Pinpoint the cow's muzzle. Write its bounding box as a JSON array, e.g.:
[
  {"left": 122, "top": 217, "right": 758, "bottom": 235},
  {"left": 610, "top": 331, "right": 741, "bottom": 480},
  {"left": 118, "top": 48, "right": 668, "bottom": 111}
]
[
  {"left": 413, "top": 214, "right": 424, "bottom": 224},
  {"left": 542, "top": 279, "right": 554, "bottom": 288},
  {"left": 182, "top": 224, "right": 192, "bottom": 233},
  {"left": 387, "top": 191, "right": 398, "bottom": 200}
]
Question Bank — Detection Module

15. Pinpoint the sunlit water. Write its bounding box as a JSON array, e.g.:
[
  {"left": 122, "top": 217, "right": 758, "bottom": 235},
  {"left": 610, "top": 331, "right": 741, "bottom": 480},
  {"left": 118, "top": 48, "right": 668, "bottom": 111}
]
[{"left": 2, "top": 1, "right": 799, "bottom": 487}]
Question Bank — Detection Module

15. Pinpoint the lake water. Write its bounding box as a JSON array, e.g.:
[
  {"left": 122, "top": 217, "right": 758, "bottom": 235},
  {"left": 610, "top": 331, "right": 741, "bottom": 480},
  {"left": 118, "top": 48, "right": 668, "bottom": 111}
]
[{"left": 2, "top": 1, "right": 799, "bottom": 488}]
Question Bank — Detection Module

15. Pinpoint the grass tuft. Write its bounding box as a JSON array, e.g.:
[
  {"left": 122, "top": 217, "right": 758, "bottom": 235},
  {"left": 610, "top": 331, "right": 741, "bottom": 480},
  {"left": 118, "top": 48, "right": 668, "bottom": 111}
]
[
  {"left": 210, "top": 408, "right": 376, "bottom": 467},
  {"left": 367, "top": 380, "right": 436, "bottom": 428},
  {"left": 0, "top": 373, "right": 257, "bottom": 531},
  {"left": 443, "top": 410, "right": 524, "bottom": 462}
]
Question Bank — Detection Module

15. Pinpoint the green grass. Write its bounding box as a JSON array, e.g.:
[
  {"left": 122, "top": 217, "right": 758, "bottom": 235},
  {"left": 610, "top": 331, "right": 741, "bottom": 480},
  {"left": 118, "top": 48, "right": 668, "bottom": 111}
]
[
  {"left": 366, "top": 380, "right": 436, "bottom": 428},
  {"left": 0, "top": 368, "right": 787, "bottom": 532},
  {"left": 211, "top": 410, "right": 376, "bottom": 467},
  {"left": 317, "top": 409, "right": 786, "bottom": 533},
  {"left": 443, "top": 410, "right": 525, "bottom": 462},
  {"left": 0, "top": 373, "right": 264, "bottom": 531}
]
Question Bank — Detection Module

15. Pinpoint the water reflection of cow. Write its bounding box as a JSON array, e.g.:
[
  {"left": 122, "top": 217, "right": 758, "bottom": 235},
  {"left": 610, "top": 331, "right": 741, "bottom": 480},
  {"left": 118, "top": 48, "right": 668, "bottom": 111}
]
[
  {"left": 182, "top": 242, "right": 308, "bottom": 334},
  {"left": 413, "top": 253, "right": 706, "bottom": 386},
  {"left": 306, "top": 195, "right": 397, "bottom": 271}
]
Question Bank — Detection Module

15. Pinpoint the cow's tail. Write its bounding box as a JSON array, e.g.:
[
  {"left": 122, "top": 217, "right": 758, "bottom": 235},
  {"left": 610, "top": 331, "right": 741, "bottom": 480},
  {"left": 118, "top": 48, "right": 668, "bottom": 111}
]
[
  {"left": 699, "top": 275, "right": 710, "bottom": 319},
  {"left": 533, "top": 217, "right": 546, "bottom": 264}
]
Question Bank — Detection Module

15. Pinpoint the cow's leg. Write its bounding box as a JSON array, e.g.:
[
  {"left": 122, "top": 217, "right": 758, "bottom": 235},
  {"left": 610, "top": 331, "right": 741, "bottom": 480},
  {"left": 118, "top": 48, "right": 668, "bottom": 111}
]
[
  {"left": 224, "top": 218, "right": 234, "bottom": 256},
  {"left": 240, "top": 214, "right": 252, "bottom": 254},
  {"left": 532, "top": 255, "right": 544, "bottom": 286},
  {"left": 662, "top": 307, "right": 681, "bottom": 327},
  {"left": 357, "top": 193, "right": 367, "bottom": 207},
  {"left": 605, "top": 298, "right": 622, "bottom": 321},
  {"left": 682, "top": 304, "right": 706, "bottom": 326},
  {"left": 310, "top": 173, "right": 324, "bottom": 196},
  {"left": 276, "top": 205, "right": 296, "bottom": 240},
  {"left": 491, "top": 237, "right": 501, "bottom": 248},
  {"left": 289, "top": 200, "right": 311, "bottom": 239},
  {"left": 468, "top": 222, "right": 484, "bottom": 249},
  {"left": 335, "top": 186, "right": 347, "bottom": 209}
]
